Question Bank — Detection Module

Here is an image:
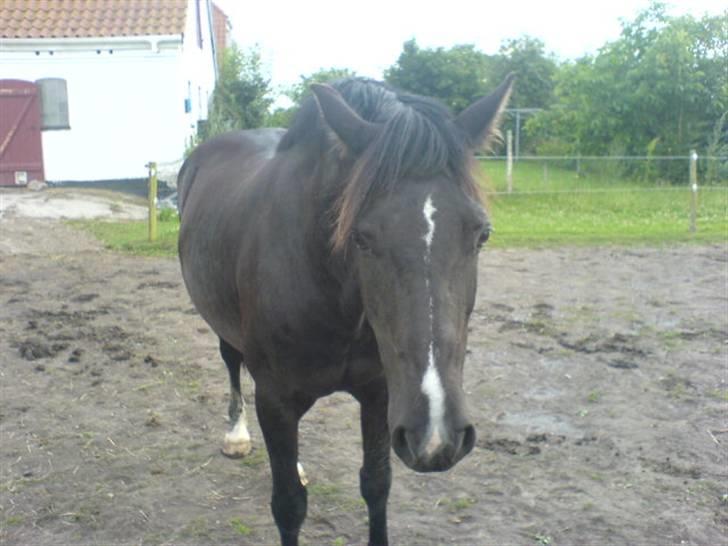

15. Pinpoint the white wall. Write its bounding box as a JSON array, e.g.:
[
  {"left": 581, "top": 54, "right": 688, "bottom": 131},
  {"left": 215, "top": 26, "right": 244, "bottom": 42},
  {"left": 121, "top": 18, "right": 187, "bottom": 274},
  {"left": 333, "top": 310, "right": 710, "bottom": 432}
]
[
  {"left": 180, "top": 0, "right": 218, "bottom": 127},
  {"left": 0, "top": 0, "right": 219, "bottom": 182},
  {"left": 1, "top": 44, "right": 185, "bottom": 180}
]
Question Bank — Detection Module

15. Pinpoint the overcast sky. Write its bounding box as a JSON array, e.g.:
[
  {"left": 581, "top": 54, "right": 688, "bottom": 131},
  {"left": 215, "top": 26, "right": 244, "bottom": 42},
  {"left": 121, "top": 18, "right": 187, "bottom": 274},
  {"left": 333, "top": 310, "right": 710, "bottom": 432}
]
[{"left": 213, "top": 0, "right": 725, "bottom": 91}]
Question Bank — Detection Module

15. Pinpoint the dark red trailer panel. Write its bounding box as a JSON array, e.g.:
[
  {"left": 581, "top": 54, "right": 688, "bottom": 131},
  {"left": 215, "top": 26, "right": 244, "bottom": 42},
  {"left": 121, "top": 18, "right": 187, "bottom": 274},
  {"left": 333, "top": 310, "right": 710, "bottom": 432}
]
[{"left": 0, "top": 79, "right": 45, "bottom": 186}]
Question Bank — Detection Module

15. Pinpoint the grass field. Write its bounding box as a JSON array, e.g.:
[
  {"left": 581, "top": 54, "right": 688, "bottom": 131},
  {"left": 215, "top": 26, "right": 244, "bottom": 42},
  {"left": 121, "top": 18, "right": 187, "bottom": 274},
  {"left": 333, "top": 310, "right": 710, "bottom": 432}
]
[
  {"left": 479, "top": 160, "right": 727, "bottom": 247},
  {"left": 71, "top": 160, "right": 726, "bottom": 255},
  {"left": 70, "top": 208, "right": 180, "bottom": 257}
]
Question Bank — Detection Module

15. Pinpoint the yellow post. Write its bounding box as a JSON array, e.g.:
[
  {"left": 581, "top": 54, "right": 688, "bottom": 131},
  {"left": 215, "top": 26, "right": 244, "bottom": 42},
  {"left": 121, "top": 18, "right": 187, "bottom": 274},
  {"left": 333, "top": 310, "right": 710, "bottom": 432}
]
[{"left": 147, "top": 162, "right": 158, "bottom": 242}]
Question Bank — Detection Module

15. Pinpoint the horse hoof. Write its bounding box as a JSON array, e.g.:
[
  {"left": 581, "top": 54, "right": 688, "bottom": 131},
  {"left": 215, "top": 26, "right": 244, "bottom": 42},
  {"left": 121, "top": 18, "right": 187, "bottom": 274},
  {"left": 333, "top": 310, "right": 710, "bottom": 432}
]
[{"left": 222, "top": 437, "right": 252, "bottom": 458}]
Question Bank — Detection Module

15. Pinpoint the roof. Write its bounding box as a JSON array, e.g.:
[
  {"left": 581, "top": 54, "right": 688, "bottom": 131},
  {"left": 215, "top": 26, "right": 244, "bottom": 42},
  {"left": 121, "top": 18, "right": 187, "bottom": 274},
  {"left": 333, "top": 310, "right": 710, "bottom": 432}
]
[{"left": 0, "top": 0, "right": 188, "bottom": 40}]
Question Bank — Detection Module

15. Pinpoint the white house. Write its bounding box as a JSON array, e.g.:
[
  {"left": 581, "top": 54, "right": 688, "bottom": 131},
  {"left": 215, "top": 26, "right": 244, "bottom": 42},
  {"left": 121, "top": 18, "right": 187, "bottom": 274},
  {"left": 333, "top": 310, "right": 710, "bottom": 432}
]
[{"left": 0, "top": 0, "right": 228, "bottom": 182}]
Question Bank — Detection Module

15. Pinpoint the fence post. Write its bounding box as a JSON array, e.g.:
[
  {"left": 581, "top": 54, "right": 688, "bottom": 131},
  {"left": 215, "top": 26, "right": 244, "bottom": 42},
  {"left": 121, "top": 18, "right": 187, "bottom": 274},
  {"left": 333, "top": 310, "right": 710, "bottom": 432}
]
[
  {"left": 576, "top": 153, "right": 581, "bottom": 178},
  {"left": 506, "top": 130, "right": 513, "bottom": 194},
  {"left": 689, "top": 150, "right": 698, "bottom": 234},
  {"left": 147, "top": 161, "right": 158, "bottom": 242}
]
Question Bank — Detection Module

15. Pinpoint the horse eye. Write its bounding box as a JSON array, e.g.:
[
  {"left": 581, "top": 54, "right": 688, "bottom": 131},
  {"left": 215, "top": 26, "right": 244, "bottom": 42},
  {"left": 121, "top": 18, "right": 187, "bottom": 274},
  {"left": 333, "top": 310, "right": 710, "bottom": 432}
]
[
  {"left": 352, "top": 230, "right": 373, "bottom": 252},
  {"left": 476, "top": 227, "right": 491, "bottom": 250}
]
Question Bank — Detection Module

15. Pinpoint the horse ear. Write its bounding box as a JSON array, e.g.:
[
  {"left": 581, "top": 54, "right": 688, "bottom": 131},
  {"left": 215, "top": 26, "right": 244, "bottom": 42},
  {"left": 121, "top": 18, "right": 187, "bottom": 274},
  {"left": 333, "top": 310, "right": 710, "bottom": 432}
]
[
  {"left": 310, "top": 83, "right": 379, "bottom": 155},
  {"left": 456, "top": 73, "right": 515, "bottom": 150}
]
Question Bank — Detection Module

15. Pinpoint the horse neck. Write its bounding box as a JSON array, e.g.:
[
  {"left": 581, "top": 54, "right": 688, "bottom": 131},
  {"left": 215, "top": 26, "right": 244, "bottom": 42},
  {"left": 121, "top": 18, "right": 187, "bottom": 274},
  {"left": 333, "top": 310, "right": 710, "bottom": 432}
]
[
  {"left": 298, "top": 142, "right": 350, "bottom": 237},
  {"left": 298, "top": 145, "right": 359, "bottom": 289}
]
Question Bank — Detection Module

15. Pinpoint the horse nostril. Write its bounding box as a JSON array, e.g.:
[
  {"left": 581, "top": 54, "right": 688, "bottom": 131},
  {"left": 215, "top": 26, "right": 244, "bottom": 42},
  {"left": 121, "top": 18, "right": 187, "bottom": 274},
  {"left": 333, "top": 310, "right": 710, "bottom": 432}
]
[
  {"left": 391, "top": 426, "right": 413, "bottom": 460},
  {"left": 460, "top": 425, "right": 476, "bottom": 458}
]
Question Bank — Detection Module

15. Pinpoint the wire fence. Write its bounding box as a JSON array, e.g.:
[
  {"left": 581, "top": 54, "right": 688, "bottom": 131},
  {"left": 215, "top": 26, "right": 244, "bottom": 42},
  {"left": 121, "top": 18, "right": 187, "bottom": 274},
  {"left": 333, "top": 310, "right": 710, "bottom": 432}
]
[
  {"left": 479, "top": 155, "right": 728, "bottom": 160},
  {"left": 481, "top": 186, "right": 728, "bottom": 196},
  {"left": 143, "top": 154, "right": 726, "bottom": 239},
  {"left": 472, "top": 154, "right": 727, "bottom": 236},
  {"left": 476, "top": 154, "right": 727, "bottom": 194}
]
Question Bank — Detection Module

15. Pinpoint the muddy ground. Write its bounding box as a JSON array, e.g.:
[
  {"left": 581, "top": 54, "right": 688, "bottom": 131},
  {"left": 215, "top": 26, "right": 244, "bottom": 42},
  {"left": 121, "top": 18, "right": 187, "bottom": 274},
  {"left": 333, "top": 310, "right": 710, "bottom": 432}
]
[{"left": 1, "top": 200, "right": 726, "bottom": 545}]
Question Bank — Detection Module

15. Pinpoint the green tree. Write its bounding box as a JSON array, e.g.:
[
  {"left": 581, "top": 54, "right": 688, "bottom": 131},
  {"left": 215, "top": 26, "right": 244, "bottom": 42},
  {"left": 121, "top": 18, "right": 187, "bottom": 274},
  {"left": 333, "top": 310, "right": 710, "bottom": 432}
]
[
  {"left": 288, "top": 67, "right": 358, "bottom": 105},
  {"left": 202, "top": 44, "right": 273, "bottom": 139},
  {"left": 489, "top": 36, "right": 558, "bottom": 109},
  {"left": 526, "top": 2, "right": 727, "bottom": 181},
  {"left": 488, "top": 36, "right": 559, "bottom": 154},
  {"left": 267, "top": 67, "right": 357, "bottom": 127},
  {"left": 384, "top": 39, "right": 491, "bottom": 112}
]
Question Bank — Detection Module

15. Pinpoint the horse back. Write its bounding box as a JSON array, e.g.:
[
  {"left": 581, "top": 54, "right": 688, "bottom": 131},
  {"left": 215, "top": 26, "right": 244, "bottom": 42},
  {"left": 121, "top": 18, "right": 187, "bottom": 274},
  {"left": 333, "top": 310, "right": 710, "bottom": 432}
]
[
  {"left": 177, "top": 128, "right": 285, "bottom": 350},
  {"left": 177, "top": 128, "right": 284, "bottom": 216}
]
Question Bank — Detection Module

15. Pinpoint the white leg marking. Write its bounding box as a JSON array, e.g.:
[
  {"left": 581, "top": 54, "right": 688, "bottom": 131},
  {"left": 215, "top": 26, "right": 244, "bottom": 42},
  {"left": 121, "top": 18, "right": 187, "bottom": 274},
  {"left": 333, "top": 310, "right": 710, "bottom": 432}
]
[
  {"left": 223, "top": 412, "right": 252, "bottom": 457},
  {"left": 420, "top": 194, "right": 446, "bottom": 454},
  {"left": 297, "top": 462, "right": 308, "bottom": 486}
]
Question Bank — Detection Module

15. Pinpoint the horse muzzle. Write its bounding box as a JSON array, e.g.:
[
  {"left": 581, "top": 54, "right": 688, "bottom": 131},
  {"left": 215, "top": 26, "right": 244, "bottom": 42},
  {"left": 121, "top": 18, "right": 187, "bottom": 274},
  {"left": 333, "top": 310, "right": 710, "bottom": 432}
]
[{"left": 391, "top": 422, "right": 476, "bottom": 472}]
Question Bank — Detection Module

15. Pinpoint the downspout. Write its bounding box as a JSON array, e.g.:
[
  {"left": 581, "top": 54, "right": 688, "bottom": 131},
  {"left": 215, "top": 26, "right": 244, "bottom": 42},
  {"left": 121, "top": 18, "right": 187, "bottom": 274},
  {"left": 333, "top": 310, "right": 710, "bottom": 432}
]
[{"left": 205, "top": 0, "right": 218, "bottom": 80}]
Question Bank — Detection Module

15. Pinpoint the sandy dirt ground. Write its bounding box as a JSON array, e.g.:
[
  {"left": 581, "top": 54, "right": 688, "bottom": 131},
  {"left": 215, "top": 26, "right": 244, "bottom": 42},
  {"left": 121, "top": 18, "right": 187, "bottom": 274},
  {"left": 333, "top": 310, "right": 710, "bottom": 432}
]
[
  {"left": 0, "top": 189, "right": 147, "bottom": 223},
  {"left": 1, "top": 189, "right": 726, "bottom": 545}
]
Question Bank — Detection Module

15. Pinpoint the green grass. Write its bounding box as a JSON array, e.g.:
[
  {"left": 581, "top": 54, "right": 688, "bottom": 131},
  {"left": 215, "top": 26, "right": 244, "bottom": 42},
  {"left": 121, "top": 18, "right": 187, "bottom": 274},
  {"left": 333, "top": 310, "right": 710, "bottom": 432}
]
[
  {"left": 239, "top": 448, "right": 267, "bottom": 468},
  {"left": 587, "top": 390, "right": 602, "bottom": 404},
  {"left": 708, "top": 389, "right": 728, "bottom": 402},
  {"left": 479, "top": 160, "right": 727, "bottom": 247},
  {"left": 448, "top": 496, "right": 477, "bottom": 512},
  {"left": 70, "top": 210, "right": 180, "bottom": 257},
  {"left": 229, "top": 517, "right": 252, "bottom": 536},
  {"left": 2, "top": 515, "right": 24, "bottom": 526},
  {"left": 71, "top": 163, "right": 726, "bottom": 256},
  {"left": 532, "top": 532, "right": 553, "bottom": 545},
  {"left": 307, "top": 481, "right": 343, "bottom": 499}
]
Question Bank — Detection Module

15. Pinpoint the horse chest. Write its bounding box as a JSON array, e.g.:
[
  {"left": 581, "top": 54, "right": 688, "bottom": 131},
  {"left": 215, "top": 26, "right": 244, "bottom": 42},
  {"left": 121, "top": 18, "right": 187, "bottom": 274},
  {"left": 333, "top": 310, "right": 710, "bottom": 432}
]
[{"left": 244, "top": 327, "right": 381, "bottom": 396}]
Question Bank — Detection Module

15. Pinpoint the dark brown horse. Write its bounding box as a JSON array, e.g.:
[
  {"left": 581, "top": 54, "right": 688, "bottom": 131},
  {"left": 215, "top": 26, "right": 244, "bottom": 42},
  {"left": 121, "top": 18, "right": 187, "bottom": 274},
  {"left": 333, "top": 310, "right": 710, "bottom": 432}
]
[{"left": 177, "top": 75, "right": 514, "bottom": 546}]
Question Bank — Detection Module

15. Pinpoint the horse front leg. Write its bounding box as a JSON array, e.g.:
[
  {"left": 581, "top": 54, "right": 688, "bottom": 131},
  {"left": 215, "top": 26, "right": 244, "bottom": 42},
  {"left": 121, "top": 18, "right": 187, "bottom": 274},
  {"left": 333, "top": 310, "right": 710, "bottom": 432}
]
[
  {"left": 353, "top": 377, "right": 392, "bottom": 546},
  {"left": 255, "top": 387, "right": 314, "bottom": 546}
]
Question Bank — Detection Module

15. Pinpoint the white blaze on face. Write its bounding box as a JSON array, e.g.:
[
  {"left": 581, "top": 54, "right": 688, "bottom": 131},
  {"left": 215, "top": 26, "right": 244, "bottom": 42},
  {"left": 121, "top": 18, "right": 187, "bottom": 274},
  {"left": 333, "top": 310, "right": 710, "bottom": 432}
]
[
  {"left": 422, "top": 344, "right": 446, "bottom": 453},
  {"left": 423, "top": 195, "right": 437, "bottom": 248},
  {"left": 420, "top": 194, "right": 446, "bottom": 454}
]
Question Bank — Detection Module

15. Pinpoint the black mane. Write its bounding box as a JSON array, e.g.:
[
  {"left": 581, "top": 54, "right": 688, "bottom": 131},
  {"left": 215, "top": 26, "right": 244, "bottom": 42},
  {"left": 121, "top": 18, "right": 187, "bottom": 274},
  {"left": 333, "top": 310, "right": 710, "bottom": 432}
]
[
  {"left": 278, "top": 78, "right": 479, "bottom": 249},
  {"left": 278, "top": 78, "right": 396, "bottom": 150}
]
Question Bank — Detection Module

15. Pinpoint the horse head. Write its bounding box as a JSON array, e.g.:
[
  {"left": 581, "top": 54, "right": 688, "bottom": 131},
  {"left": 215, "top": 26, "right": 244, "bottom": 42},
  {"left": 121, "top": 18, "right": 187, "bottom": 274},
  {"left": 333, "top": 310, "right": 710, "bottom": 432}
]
[{"left": 312, "top": 75, "right": 514, "bottom": 472}]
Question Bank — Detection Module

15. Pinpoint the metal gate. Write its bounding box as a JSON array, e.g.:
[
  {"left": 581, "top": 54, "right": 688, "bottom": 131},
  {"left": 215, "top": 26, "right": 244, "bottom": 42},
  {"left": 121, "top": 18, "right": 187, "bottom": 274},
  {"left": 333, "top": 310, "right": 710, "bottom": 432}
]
[{"left": 0, "top": 79, "right": 45, "bottom": 186}]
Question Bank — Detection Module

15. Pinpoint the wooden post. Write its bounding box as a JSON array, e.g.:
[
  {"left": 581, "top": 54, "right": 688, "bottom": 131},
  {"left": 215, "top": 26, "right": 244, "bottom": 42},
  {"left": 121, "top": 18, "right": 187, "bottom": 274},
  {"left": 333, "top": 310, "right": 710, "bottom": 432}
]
[
  {"left": 147, "top": 162, "right": 158, "bottom": 242},
  {"left": 506, "top": 130, "right": 513, "bottom": 194},
  {"left": 689, "top": 150, "right": 698, "bottom": 234}
]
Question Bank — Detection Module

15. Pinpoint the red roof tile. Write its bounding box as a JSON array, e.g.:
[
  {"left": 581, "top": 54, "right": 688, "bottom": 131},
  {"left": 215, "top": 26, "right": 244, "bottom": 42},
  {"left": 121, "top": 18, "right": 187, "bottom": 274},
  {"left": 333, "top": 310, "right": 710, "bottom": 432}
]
[{"left": 0, "top": 0, "right": 188, "bottom": 39}]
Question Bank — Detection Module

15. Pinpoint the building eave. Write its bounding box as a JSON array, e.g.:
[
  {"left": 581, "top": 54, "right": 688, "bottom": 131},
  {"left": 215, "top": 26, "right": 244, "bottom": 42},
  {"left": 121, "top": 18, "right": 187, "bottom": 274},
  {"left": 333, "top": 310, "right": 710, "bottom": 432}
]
[{"left": 0, "top": 35, "right": 183, "bottom": 53}]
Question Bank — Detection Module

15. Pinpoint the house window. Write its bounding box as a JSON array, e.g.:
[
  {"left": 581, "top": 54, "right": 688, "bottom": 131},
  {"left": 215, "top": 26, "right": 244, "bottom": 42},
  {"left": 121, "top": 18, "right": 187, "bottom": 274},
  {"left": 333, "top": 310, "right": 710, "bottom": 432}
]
[
  {"left": 185, "top": 81, "right": 192, "bottom": 113},
  {"left": 36, "top": 78, "right": 70, "bottom": 130}
]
